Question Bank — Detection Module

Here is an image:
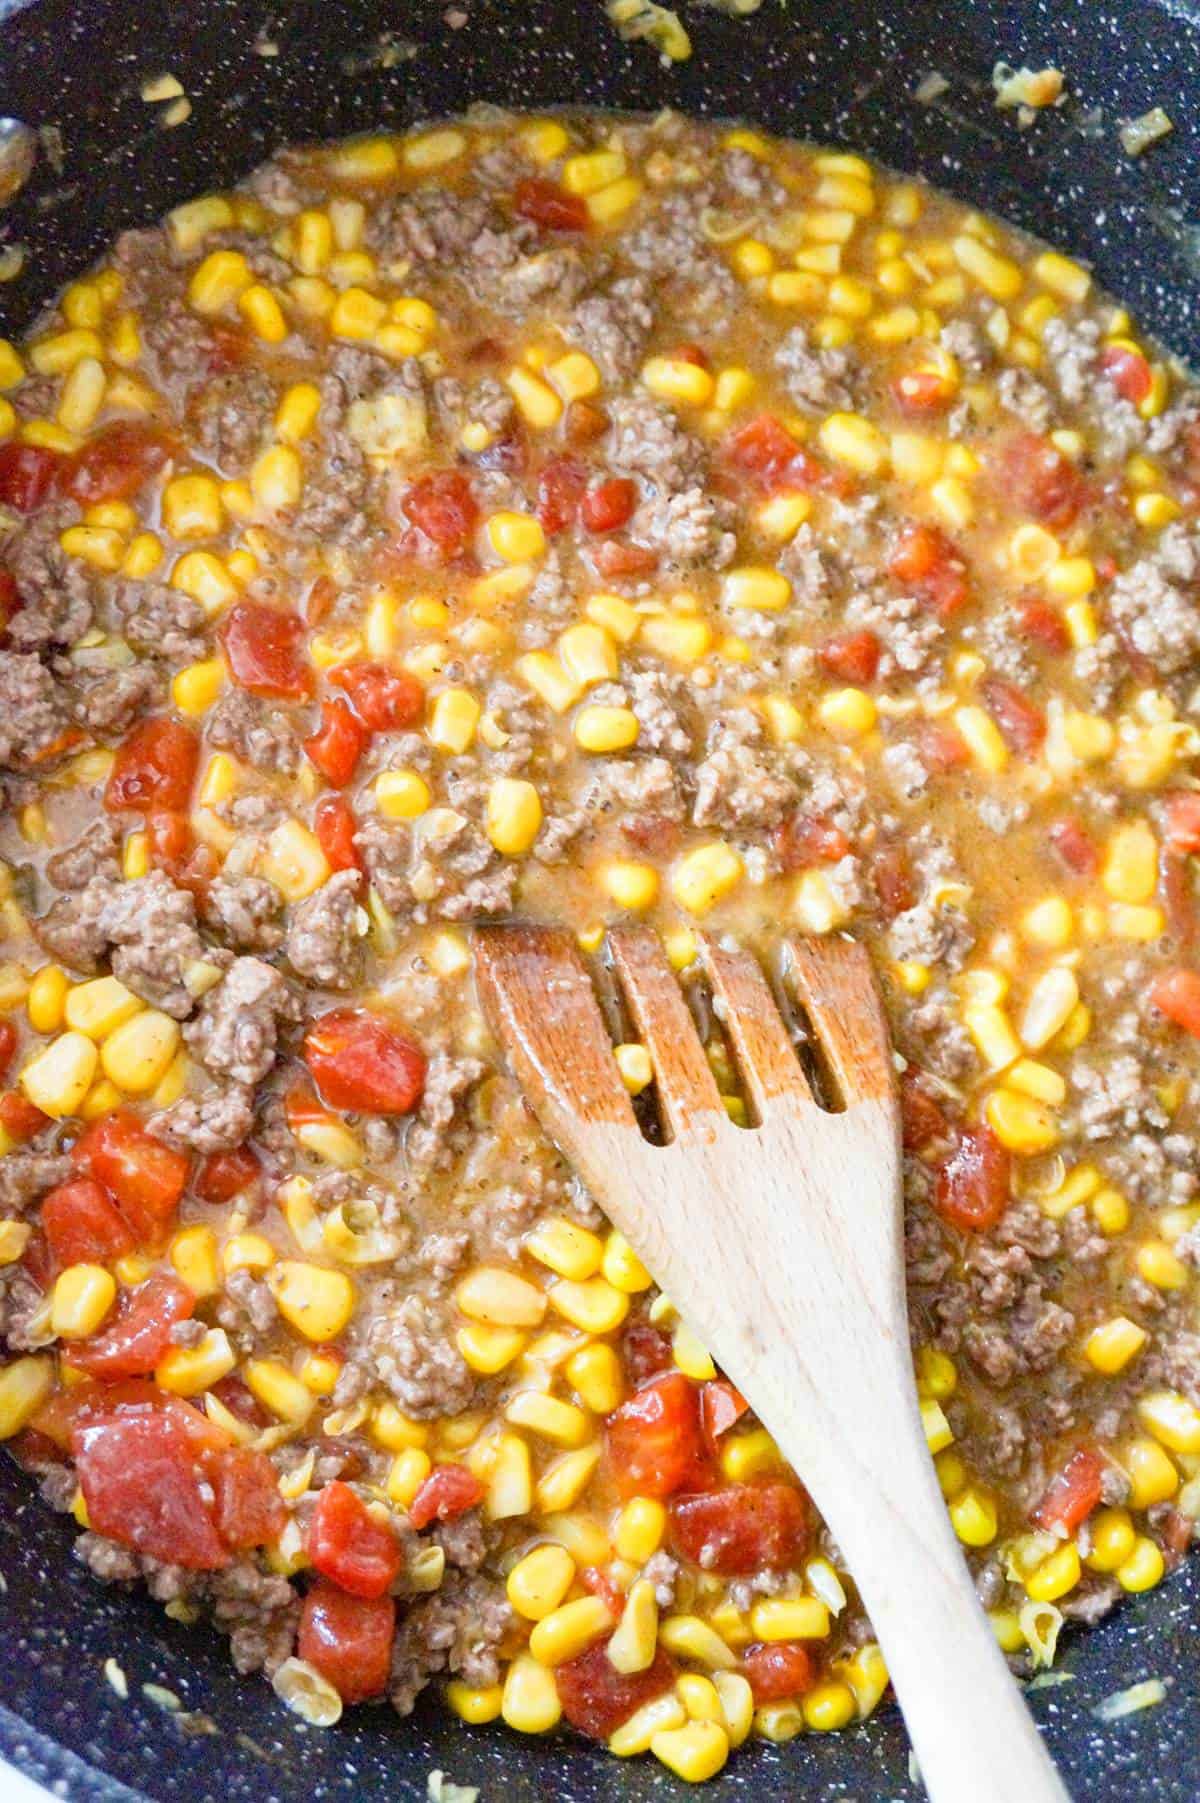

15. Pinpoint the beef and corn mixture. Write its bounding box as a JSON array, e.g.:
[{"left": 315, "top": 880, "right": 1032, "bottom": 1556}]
[{"left": 0, "top": 106, "right": 1199, "bottom": 1781}]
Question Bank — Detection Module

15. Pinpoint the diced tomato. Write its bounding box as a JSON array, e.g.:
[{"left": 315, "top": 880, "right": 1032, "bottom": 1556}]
[
  {"left": 20, "top": 1230, "right": 53, "bottom": 1291},
  {"left": 221, "top": 602, "right": 312, "bottom": 700},
  {"left": 565, "top": 399, "right": 608, "bottom": 445},
  {"left": 399, "top": 470, "right": 478, "bottom": 558},
  {"left": 1047, "top": 814, "right": 1100, "bottom": 879},
  {"left": 314, "top": 795, "right": 363, "bottom": 876},
  {"left": 210, "top": 1374, "right": 269, "bottom": 1429},
  {"left": 0, "top": 1092, "right": 49, "bottom": 1143},
  {"left": 1150, "top": 967, "right": 1200, "bottom": 1038},
  {"left": 0, "top": 442, "right": 68, "bottom": 513},
  {"left": 889, "top": 523, "right": 969, "bottom": 619},
  {"left": 577, "top": 1565, "right": 625, "bottom": 1618},
  {"left": 330, "top": 662, "right": 425, "bottom": 732},
  {"left": 513, "top": 176, "right": 589, "bottom": 233},
  {"left": 1015, "top": 597, "right": 1069, "bottom": 653},
  {"left": 308, "top": 1479, "right": 403, "bottom": 1599},
  {"left": 555, "top": 1640, "right": 677, "bottom": 1741},
  {"left": 65, "top": 1274, "right": 195, "bottom": 1378},
  {"left": 891, "top": 368, "right": 952, "bottom": 415},
  {"left": 37, "top": 1378, "right": 230, "bottom": 1455},
  {"left": 772, "top": 812, "right": 851, "bottom": 875},
  {"left": 66, "top": 423, "right": 171, "bottom": 507},
  {"left": 994, "top": 431, "right": 1087, "bottom": 532},
  {"left": 935, "top": 1126, "right": 1011, "bottom": 1233},
  {"left": 699, "top": 1380, "right": 749, "bottom": 1452},
  {"left": 209, "top": 1446, "right": 286, "bottom": 1549},
  {"left": 0, "top": 1020, "right": 15, "bottom": 1083},
  {"left": 742, "top": 1641, "right": 817, "bottom": 1703},
  {"left": 1099, "top": 344, "right": 1153, "bottom": 407},
  {"left": 591, "top": 538, "right": 658, "bottom": 578},
  {"left": 1162, "top": 848, "right": 1197, "bottom": 955},
  {"left": 673, "top": 342, "right": 709, "bottom": 368},
  {"left": 536, "top": 455, "right": 588, "bottom": 534},
  {"left": 304, "top": 697, "right": 368, "bottom": 789},
  {"left": 900, "top": 1073, "right": 951, "bottom": 1155},
  {"left": 621, "top": 812, "right": 680, "bottom": 858},
  {"left": 145, "top": 809, "right": 193, "bottom": 875},
  {"left": 303, "top": 1009, "right": 427, "bottom": 1116},
  {"left": 298, "top": 1582, "right": 396, "bottom": 1704},
  {"left": 195, "top": 1145, "right": 261, "bottom": 1204},
  {"left": 104, "top": 716, "right": 200, "bottom": 815},
  {"left": 1164, "top": 794, "right": 1200, "bottom": 857},
  {"left": 723, "top": 412, "right": 798, "bottom": 486},
  {"left": 621, "top": 1320, "right": 673, "bottom": 1386},
  {"left": 669, "top": 1481, "right": 809, "bottom": 1576},
  {"left": 915, "top": 720, "right": 969, "bottom": 775},
  {"left": 305, "top": 574, "right": 337, "bottom": 627},
  {"left": 284, "top": 1082, "right": 328, "bottom": 1133},
  {"left": 581, "top": 477, "right": 637, "bottom": 534},
  {"left": 41, "top": 1177, "right": 134, "bottom": 1271},
  {"left": 71, "top": 1111, "right": 190, "bottom": 1245},
  {"left": 817, "top": 629, "right": 881, "bottom": 685},
  {"left": 0, "top": 568, "right": 22, "bottom": 632},
  {"left": 74, "top": 1408, "right": 228, "bottom": 1570},
  {"left": 605, "top": 1371, "right": 711, "bottom": 1500},
  {"left": 872, "top": 842, "right": 916, "bottom": 919},
  {"left": 1031, "top": 1448, "right": 1106, "bottom": 1535},
  {"left": 204, "top": 320, "right": 249, "bottom": 375},
  {"left": 980, "top": 676, "right": 1045, "bottom": 756},
  {"left": 407, "top": 1463, "right": 484, "bottom": 1532}
]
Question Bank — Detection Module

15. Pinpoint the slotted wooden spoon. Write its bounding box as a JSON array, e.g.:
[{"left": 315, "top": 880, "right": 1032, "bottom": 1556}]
[{"left": 474, "top": 923, "right": 1069, "bottom": 1803}]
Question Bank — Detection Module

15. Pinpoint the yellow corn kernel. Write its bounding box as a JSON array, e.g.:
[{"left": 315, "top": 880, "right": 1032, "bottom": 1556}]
[
  {"left": 369, "top": 1403, "right": 428, "bottom": 1455},
  {"left": 20, "top": 1032, "right": 98, "bottom": 1118},
  {"left": 586, "top": 177, "right": 643, "bottom": 225},
  {"left": 507, "top": 1544, "right": 576, "bottom": 1623},
  {"left": 484, "top": 510, "right": 544, "bottom": 564},
  {"left": 1025, "top": 1543, "right": 1081, "bottom": 1604},
  {"left": 51, "top": 1263, "right": 117, "bottom": 1340},
  {"left": 761, "top": 695, "right": 805, "bottom": 745},
  {"left": 671, "top": 842, "right": 743, "bottom": 917},
  {"left": 427, "top": 687, "right": 481, "bottom": 755},
  {"left": 482, "top": 777, "right": 542, "bottom": 858},
  {"left": 0, "top": 340, "right": 26, "bottom": 390},
  {"left": 710, "top": 367, "right": 755, "bottom": 413},
  {"left": 56, "top": 356, "right": 107, "bottom": 435},
  {"left": 504, "top": 1390, "right": 591, "bottom": 1449},
  {"left": 984, "top": 1088, "right": 1058, "bottom": 1155},
  {"left": 1021, "top": 898, "right": 1074, "bottom": 949},
  {"left": 29, "top": 328, "right": 104, "bottom": 376},
  {"left": 1101, "top": 821, "right": 1158, "bottom": 904},
  {"left": 526, "top": 1217, "right": 604, "bottom": 1283},
  {"left": 243, "top": 1358, "right": 314, "bottom": 1425},
  {"left": 501, "top": 1653, "right": 561, "bottom": 1734},
  {"left": 598, "top": 859, "right": 660, "bottom": 912},
  {"left": 602, "top": 1231, "right": 653, "bottom": 1296},
  {"left": 649, "top": 1717, "right": 729, "bottom": 1782},
  {"left": 79, "top": 1077, "right": 122, "bottom": 1122},
  {"left": 1085, "top": 1508, "right": 1136, "bottom": 1574},
  {"left": 82, "top": 498, "right": 136, "bottom": 533},
  {"left": 1122, "top": 1437, "right": 1178, "bottom": 1509},
  {"left": 1117, "top": 1537, "right": 1165, "bottom": 1594},
  {"left": 371, "top": 768, "right": 431, "bottom": 822},
  {"left": 171, "top": 550, "right": 239, "bottom": 614},
  {"left": 614, "top": 1043, "right": 652, "bottom": 1097},
  {"left": 268, "top": 1261, "right": 356, "bottom": 1343},
  {"left": 222, "top": 1233, "right": 276, "bottom": 1277},
  {"left": 1019, "top": 967, "right": 1080, "bottom": 1052},
  {"left": 816, "top": 687, "right": 877, "bottom": 740},
  {"left": 953, "top": 704, "right": 1008, "bottom": 775},
  {"left": 654, "top": 1615, "right": 736, "bottom": 1671},
  {"left": 583, "top": 597, "right": 638, "bottom": 649},
  {"left": 953, "top": 235, "right": 1022, "bottom": 300},
  {"left": 560, "top": 1345, "right": 619, "bottom": 1418},
  {"left": 1132, "top": 491, "right": 1181, "bottom": 531},
  {"left": 529, "top": 1593, "right": 614, "bottom": 1668},
  {"left": 445, "top": 1680, "right": 503, "bottom": 1725},
  {"left": 1137, "top": 1390, "right": 1200, "bottom": 1455},
  {"left": 167, "top": 1223, "right": 220, "bottom": 1300},
  {"left": 720, "top": 1426, "right": 784, "bottom": 1484},
  {"left": 554, "top": 625, "right": 617, "bottom": 694},
  {"left": 0, "top": 1222, "right": 31, "bottom": 1267},
  {"left": 574, "top": 704, "right": 640, "bottom": 754},
  {"left": 801, "top": 1680, "right": 857, "bottom": 1733},
  {"left": 456, "top": 1266, "right": 547, "bottom": 1329},
  {"left": 59, "top": 524, "right": 125, "bottom": 572},
  {"left": 27, "top": 965, "right": 70, "bottom": 1036},
  {"left": 156, "top": 1327, "right": 238, "bottom": 1398},
  {"left": 453, "top": 1316, "right": 524, "bottom": 1376},
  {"left": 116, "top": 529, "right": 161, "bottom": 580},
  {"left": 187, "top": 250, "right": 253, "bottom": 316},
  {"left": 949, "top": 1486, "right": 999, "bottom": 1547},
  {"left": 101, "top": 1010, "right": 180, "bottom": 1094},
  {"left": 817, "top": 410, "right": 888, "bottom": 475},
  {"left": 676, "top": 1673, "right": 723, "bottom": 1724},
  {"left": 166, "top": 657, "right": 226, "bottom": 721},
  {"left": 642, "top": 614, "right": 714, "bottom": 666},
  {"left": 506, "top": 366, "right": 562, "bottom": 430},
  {"left": 271, "top": 382, "right": 321, "bottom": 447},
  {"left": 380, "top": 1446, "right": 430, "bottom": 1509},
  {"left": 548, "top": 1276, "right": 629, "bottom": 1336},
  {"left": 641, "top": 355, "right": 715, "bottom": 408},
  {"left": 716, "top": 566, "right": 790, "bottom": 617},
  {"left": 520, "top": 117, "right": 570, "bottom": 162},
  {"left": 0, "top": 1358, "right": 54, "bottom": 1439},
  {"left": 731, "top": 237, "right": 774, "bottom": 280},
  {"left": 1005, "top": 1060, "right": 1066, "bottom": 1106},
  {"left": 250, "top": 444, "right": 302, "bottom": 514},
  {"left": 749, "top": 1597, "right": 831, "bottom": 1642},
  {"left": 1136, "top": 1240, "right": 1189, "bottom": 1290},
  {"left": 671, "top": 1322, "right": 716, "bottom": 1384},
  {"left": 921, "top": 1398, "right": 954, "bottom": 1456},
  {"left": 1030, "top": 249, "right": 1090, "bottom": 303},
  {"left": 328, "top": 285, "right": 387, "bottom": 342},
  {"left": 0, "top": 397, "right": 14, "bottom": 440},
  {"left": 260, "top": 820, "right": 330, "bottom": 903}
]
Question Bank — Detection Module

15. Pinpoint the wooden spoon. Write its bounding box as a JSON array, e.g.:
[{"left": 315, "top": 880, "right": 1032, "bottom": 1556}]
[{"left": 475, "top": 923, "right": 1069, "bottom": 1803}]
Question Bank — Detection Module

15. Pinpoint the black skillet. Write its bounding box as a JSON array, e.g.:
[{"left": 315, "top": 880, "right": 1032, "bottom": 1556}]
[{"left": 1, "top": 0, "right": 1199, "bottom": 1796}]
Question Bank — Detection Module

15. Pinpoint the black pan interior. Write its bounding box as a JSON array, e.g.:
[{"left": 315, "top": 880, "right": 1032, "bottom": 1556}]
[{"left": 1, "top": 0, "right": 1199, "bottom": 1796}]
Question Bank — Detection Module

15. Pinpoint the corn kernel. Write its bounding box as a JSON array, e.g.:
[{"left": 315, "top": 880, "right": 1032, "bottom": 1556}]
[
  {"left": 171, "top": 550, "right": 239, "bottom": 615},
  {"left": 614, "top": 1043, "right": 653, "bottom": 1096},
  {"left": 27, "top": 965, "right": 70, "bottom": 1036},
  {"left": 1025, "top": 1543, "right": 1080, "bottom": 1604},
  {"left": 268, "top": 1261, "right": 356, "bottom": 1342},
  {"left": 598, "top": 860, "right": 660, "bottom": 912},
  {"left": 548, "top": 1276, "right": 629, "bottom": 1335},
  {"left": 187, "top": 250, "right": 253, "bottom": 316},
  {"left": 484, "top": 777, "right": 543, "bottom": 858},
  {"left": 1086, "top": 1508, "right": 1137, "bottom": 1573},
  {"left": 574, "top": 704, "right": 640, "bottom": 754},
  {"left": 501, "top": 1653, "right": 561, "bottom": 1733},
  {"left": 260, "top": 820, "right": 330, "bottom": 903},
  {"left": 641, "top": 356, "right": 715, "bottom": 408},
  {"left": 446, "top": 1680, "right": 503, "bottom": 1725},
  {"left": 515, "top": 651, "right": 581, "bottom": 715},
  {"left": 1101, "top": 821, "right": 1158, "bottom": 904},
  {"left": 671, "top": 843, "right": 743, "bottom": 916},
  {"left": 818, "top": 411, "right": 889, "bottom": 475},
  {"left": 586, "top": 177, "right": 643, "bottom": 226},
  {"left": 1122, "top": 1437, "right": 1178, "bottom": 1509},
  {"left": 1137, "top": 1389, "right": 1200, "bottom": 1454},
  {"left": 29, "top": 328, "right": 105, "bottom": 376},
  {"left": 506, "top": 366, "right": 563, "bottom": 429},
  {"left": 803, "top": 1681, "right": 857, "bottom": 1733},
  {"left": 817, "top": 687, "right": 877, "bottom": 739},
  {"left": 275, "top": 381, "right": 322, "bottom": 444},
  {"left": 100, "top": 1009, "right": 180, "bottom": 1094},
  {"left": 372, "top": 768, "right": 431, "bottom": 822},
  {"left": 0, "top": 1358, "right": 54, "bottom": 1439},
  {"left": 329, "top": 286, "right": 387, "bottom": 342},
  {"left": 1137, "top": 1240, "right": 1188, "bottom": 1289},
  {"left": 507, "top": 1544, "right": 576, "bottom": 1623},
  {"left": 529, "top": 1594, "right": 613, "bottom": 1668},
  {"left": 157, "top": 1328, "right": 238, "bottom": 1397},
  {"left": 1117, "top": 1537, "right": 1165, "bottom": 1594},
  {"left": 56, "top": 356, "right": 107, "bottom": 435},
  {"left": 456, "top": 1266, "right": 546, "bottom": 1328},
  {"left": 20, "top": 1032, "right": 98, "bottom": 1118},
  {"left": 749, "top": 1597, "right": 831, "bottom": 1641},
  {"left": 427, "top": 688, "right": 481, "bottom": 756},
  {"left": 51, "top": 1263, "right": 117, "bottom": 1340},
  {"left": 243, "top": 1358, "right": 314, "bottom": 1425},
  {"left": 949, "top": 1486, "right": 999, "bottom": 1546}
]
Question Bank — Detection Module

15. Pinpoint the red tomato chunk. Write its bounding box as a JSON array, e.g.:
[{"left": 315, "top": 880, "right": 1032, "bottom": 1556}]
[
  {"left": 699, "top": 1379, "right": 749, "bottom": 1452},
  {"left": 399, "top": 470, "right": 478, "bottom": 557},
  {"left": 221, "top": 602, "right": 312, "bottom": 699},
  {"left": 1164, "top": 794, "right": 1200, "bottom": 857},
  {"left": 0, "top": 1093, "right": 49, "bottom": 1144},
  {"left": 299, "top": 1582, "right": 396, "bottom": 1704},
  {"left": 605, "top": 1371, "right": 710, "bottom": 1499},
  {"left": 555, "top": 1640, "right": 677, "bottom": 1740},
  {"left": 67, "top": 423, "right": 171, "bottom": 506},
  {"left": 41, "top": 1177, "right": 134, "bottom": 1270},
  {"left": 74, "top": 1409, "right": 228, "bottom": 1570},
  {"left": 817, "top": 629, "right": 881, "bottom": 685},
  {"left": 742, "top": 1640, "right": 817, "bottom": 1703},
  {"left": 1031, "top": 1448, "right": 1106, "bottom": 1535},
  {"left": 1150, "top": 967, "right": 1200, "bottom": 1039},
  {"left": 209, "top": 1447, "right": 286, "bottom": 1549},
  {"left": 536, "top": 456, "right": 587, "bottom": 534},
  {"left": 581, "top": 477, "right": 637, "bottom": 534},
  {"left": 406, "top": 1464, "right": 483, "bottom": 1532},
  {"left": 331, "top": 662, "right": 425, "bottom": 732},
  {"left": 995, "top": 432, "right": 1087, "bottom": 532},
  {"left": 105, "top": 717, "right": 200, "bottom": 814},
  {"left": 935, "top": 1126, "right": 1011, "bottom": 1233},
  {"left": 65, "top": 1274, "right": 195, "bottom": 1379},
  {"left": 669, "top": 1481, "right": 809, "bottom": 1576},
  {"left": 195, "top": 1145, "right": 261, "bottom": 1204},
  {"left": 1099, "top": 343, "right": 1153, "bottom": 406},
  {"left": 304, "top": 1009, "right": 427, "bottom": 1115},
  {"left": 0, "top": 442, "right": 67, "bottom": 513},
  {"left": 308, "top": 1479, "right": 403, "bottom": 1599},
  {"left": 980, "top": 676, "right": 1045, "bottom": 756},
  {"left": 0, "top": 1020, "right": 15, "bottom": 1083},
  {"left": 72, "top": 1111, "right": 190, "bottom": 1245},
  {"left": 1047, "top": 815, "right": 1100, "bottom": 879},
  {"left": 889, "top": 523, "right": 969, "bottom": 619},
  {"left": 304, "top": 697, "right": 368, "bottom": 789},
  {"left": 313, "top": 795, "right": 363, "bottom": 876},
  {"left": 513, "top": 177, "right": 589, "bottom": 233}
]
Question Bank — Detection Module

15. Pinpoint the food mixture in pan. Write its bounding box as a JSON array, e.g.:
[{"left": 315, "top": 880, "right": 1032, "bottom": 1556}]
[{"left": 0, "top": 105, "right": 1199, "bottom": 1780}]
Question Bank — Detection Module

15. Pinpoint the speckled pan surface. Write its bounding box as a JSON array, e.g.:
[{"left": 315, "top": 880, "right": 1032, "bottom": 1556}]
[{"left": 0, "top": 1, "right": 1199, "bottom": 1798}]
